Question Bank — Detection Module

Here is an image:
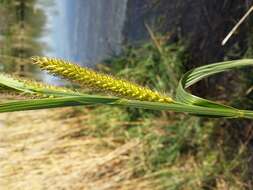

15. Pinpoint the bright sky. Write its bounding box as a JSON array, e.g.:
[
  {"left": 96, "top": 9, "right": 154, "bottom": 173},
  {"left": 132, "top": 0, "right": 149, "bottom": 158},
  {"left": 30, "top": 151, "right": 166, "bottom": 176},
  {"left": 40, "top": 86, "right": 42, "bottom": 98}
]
[
  {"left": 38, "top": 0, "right": 68, "bottom": 58},
  {"left": 37, "top": 0, "right": 69, "bottom": 84}
]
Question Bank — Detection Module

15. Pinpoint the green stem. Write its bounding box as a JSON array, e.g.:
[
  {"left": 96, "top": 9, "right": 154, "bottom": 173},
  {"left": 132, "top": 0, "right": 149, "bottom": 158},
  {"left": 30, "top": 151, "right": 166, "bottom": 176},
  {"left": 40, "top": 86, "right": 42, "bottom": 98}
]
[{"left": 0, "top": 96, "right": 245, "bottom": 118}]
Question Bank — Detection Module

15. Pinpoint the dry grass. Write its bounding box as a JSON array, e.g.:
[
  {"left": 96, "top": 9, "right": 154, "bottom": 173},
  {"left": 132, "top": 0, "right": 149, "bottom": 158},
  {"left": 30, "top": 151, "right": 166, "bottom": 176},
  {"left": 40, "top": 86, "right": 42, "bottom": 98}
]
[{"left": 0, "top": 107, "right": 157, "bottom": 190}]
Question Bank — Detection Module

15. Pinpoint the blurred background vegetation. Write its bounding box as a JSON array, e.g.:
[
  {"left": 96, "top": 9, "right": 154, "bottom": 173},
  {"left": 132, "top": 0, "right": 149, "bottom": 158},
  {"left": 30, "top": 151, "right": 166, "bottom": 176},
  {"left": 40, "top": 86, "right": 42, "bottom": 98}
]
[
  {"left": 0, "top": 0, "right": 48, "bottom": 77},
  {"left": 1, "top": 0, "right": 253, "bottom": 189}
]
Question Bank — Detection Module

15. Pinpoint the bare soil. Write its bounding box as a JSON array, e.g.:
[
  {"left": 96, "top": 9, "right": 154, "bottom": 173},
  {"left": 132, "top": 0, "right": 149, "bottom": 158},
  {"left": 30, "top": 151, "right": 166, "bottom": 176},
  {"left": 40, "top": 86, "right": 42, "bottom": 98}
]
[{"left": 0, "top": 108, "right": 153, "bottom": 190}]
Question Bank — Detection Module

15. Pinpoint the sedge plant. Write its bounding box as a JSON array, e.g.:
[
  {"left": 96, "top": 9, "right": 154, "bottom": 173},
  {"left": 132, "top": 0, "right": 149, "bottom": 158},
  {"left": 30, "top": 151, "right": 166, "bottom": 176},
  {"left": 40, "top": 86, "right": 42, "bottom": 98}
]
[{"left": 0, "top": 57, "right": 253, "bottom": 118}]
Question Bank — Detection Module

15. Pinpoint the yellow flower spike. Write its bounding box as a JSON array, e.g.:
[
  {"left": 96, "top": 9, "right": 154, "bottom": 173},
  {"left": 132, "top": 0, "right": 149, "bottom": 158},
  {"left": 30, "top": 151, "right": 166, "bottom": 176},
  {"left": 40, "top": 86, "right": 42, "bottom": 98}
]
[{"left": 31, "top": 56, "right": 174, "bottom": 103}]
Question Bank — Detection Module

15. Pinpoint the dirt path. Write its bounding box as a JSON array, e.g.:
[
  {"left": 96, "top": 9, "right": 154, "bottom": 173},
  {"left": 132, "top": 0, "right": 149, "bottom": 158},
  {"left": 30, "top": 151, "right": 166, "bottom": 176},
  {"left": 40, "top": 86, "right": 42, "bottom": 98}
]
[{"left": 0, "top": 108, "right": 150, "bottom": 190}]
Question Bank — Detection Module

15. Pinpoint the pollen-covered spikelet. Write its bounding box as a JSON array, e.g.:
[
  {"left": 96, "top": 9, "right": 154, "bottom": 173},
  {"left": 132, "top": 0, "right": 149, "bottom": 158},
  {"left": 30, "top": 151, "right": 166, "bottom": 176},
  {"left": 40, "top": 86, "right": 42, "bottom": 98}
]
[
  {"left": 31, "top": 56, "right": 173, "bottom": 103},
  {"left": 21, "top": 78, "right": 77, "bottom": 97},
  {"left": 0, "top": 73, "right": 76, "bottom": 98}
]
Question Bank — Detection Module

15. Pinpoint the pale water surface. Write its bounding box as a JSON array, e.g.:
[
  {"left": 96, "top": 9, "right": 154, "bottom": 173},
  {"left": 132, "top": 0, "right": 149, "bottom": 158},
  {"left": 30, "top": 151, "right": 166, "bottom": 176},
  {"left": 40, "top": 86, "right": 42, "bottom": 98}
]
[{"left": 41, "top": 0, "right": 128, "bottom": 83}]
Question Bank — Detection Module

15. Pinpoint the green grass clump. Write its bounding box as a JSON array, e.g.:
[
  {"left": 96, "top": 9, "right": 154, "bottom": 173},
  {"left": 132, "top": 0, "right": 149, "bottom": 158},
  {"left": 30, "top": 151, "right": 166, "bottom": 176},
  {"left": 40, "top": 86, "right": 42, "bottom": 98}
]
[
  {"left": 80, "top": 106, "right": 251, "bottom": 189},
  {"left": 103, "top": 41, "right": 185, "bottom": 94}
]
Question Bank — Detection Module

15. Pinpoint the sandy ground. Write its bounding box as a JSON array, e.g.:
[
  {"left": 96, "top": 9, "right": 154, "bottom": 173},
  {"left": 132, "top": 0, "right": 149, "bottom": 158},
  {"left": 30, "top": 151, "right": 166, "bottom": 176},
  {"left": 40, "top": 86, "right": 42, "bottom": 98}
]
[{"left": 0, "top": 108, "right": 153, "bottom": 190}]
